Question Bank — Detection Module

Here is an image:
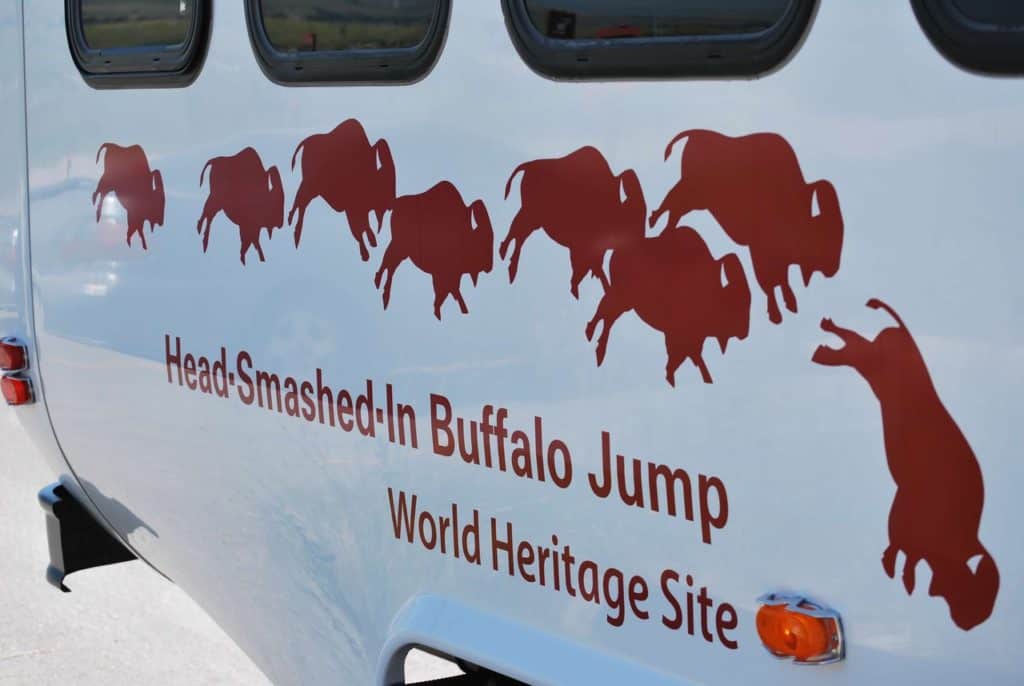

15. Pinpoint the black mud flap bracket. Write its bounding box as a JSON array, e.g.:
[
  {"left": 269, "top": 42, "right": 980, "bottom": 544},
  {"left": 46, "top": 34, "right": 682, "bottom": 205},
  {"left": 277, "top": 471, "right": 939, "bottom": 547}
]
[{"left": 38, "top": 483, "right": 136, "bottom": 592}]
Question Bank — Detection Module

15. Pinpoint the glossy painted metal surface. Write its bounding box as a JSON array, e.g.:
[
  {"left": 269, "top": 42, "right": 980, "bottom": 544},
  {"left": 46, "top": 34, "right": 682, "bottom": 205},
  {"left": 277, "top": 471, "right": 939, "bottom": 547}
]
[
  {"left": 18, "top": 2, "right": 1024, "bottom": 684},
  {"left": 0, "top": 0, "right": 87, "bottom": 488}
]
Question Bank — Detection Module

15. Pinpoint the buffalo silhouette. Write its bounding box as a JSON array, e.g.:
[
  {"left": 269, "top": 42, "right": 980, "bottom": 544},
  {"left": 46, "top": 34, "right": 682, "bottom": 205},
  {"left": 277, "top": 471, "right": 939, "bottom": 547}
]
[
  {"left": 650, "top": 130, "right": 843, "bottom": 324},
  {"left": 288, "top": 119, "right": 396, "bottom": 261},
  {"left": 500, "top": 146, "right": 646, "bottom": 298},
  {"left": 585, "top": 226, "right": 751, "bottom": 386},
  {"left": 197, "top": 147, "right": 285, "bottom": 265},
  {"left": 813, "top": 299, "right": 999, "bottom": 630},
  {"left": 92, "top": 143, "right": 165, "bottom": 251},
  {"left": 374, "top": 181, "right": 493, "bottom": 320}
]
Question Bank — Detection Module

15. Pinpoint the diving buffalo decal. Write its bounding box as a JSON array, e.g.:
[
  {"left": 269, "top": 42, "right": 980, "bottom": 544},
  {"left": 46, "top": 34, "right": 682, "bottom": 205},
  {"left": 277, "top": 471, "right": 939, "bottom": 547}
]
[
  {"left": 93, "top": 143, "right": 165, "bottom": 251},
  {"left": 90, "top": 128, "right": 1002, "bottom": 629},
  {"left": 813, "top": 300, "right": 999, "bottom": 631}
]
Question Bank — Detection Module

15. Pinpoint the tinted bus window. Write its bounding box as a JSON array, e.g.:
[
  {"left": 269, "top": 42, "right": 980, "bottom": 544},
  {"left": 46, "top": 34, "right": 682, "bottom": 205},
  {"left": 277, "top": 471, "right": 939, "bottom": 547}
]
[
  {"left": 259, "top": 0, "right": 437, "bottom": 52},
  {"left": 502, "top": 0, "right": 814, "bottom": 79},
  {"left": 245, "top": 0, "right": 450, "bottom": 84},
  {"left": 68, "top": 0, "right": 210, "bottom": 87},
  {"left": 81, "top": 0, "right": 192, "bottom": 50},
  {"left": 913, "top": 0, "right": 1024, "bottom": 74},
  {"left": 951, "top": 1, "right": 1024, "bottom": 26},
  {"left": 523, "top": 0, "right": 791, "bottom": 41}
]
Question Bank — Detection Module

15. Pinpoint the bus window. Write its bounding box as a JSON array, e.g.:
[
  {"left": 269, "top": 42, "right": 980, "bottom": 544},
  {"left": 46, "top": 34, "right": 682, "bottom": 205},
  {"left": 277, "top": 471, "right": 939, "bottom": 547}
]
[
  {"left": 501, "top": 0, "right": 816, "bottom": 79},
  {"left": 67, "top": 0, "right": 210, "bottom": 87},
  {"left": 913, "top": 0, "right": 1024, "bottom": 74},
  {"left": 245, "top": 0, "right": 450, "bottom": 84},
  {"left": 523, "top": 0, "right": 790, "bottom": 41}
]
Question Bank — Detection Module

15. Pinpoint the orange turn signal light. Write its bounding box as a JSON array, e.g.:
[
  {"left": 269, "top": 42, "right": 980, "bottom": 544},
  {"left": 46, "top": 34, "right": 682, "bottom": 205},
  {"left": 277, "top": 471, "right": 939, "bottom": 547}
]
[
  {"left": 756, "top": 593, "right": 844, "bottom": 665},
  {"left": 1, "top": 374, "right": 33, "bottom": 406},
  {"left": 0, "top": 337, "right": 28, "bottom": 372}
]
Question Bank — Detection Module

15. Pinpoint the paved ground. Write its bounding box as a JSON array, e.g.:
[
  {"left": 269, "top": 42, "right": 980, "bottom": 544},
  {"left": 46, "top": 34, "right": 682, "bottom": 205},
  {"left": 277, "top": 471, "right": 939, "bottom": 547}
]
[{"left": 0, "top": 408, "right": 455, "bottom": 685}]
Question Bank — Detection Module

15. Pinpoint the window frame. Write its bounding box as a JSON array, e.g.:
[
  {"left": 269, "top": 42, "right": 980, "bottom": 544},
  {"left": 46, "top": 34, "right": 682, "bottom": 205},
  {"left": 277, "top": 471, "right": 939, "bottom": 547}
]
[
  {"left": 500, "top": 0, "right": 819, "bottom": 80},
  {"left": 245, "top": 0, "right": 452, "bottom": 85},
  {"left": 65, "top": 0, "right": 211, "bottom": 88},
  {"left": 912, "top": 0, "right": 1024, "bottom": 75}
]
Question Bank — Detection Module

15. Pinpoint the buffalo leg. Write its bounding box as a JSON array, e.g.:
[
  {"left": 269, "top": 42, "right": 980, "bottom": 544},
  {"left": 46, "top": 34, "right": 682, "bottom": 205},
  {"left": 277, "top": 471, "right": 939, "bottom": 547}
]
[
  {"left": 349, "top": 211, "right": 374, "bottom": 262},
  {"left": 766, "top": 293, "right": 782, "bottom": 325},
  {"left": 664, "top": 337, "right": 712, "bottom": 387},
  {"left": 755, "top": 270, "right": 783, "bottom": 325},
  {"left": 239, "top": 230, "right": 253, "bottom": 265},
  {"left": 499, "top": 212, "right": 539, "bottom": 285},
  {"left": 198, "top": 197, "right": 220, "bottom": 251},
  {"left": 664, "top": 339, "right": 687, "bottom": 387},
  {"left": 452, "top": 286, "right": 469, "bottom": 315},
  {"left": 431, "top": 275, "right": 451, "bottom": 321},
  {"left": 692, "top": 354, "right": 713, "bottom": 385},
  {"left": 902, "top": 553, "right": 921, "bottom": 595},
  {"left": 202, "top": 225, "right": 213, "bottom": 253},
  {"left": 289, "top": 182, "right": 315, "bottom": 248},
  {"left": 254, "top": 238, "right": 266, "bottom": 263},
  {"left": 201, "top": 221, "right": 214, "bottom": 253},
  {"left": 197, "top": 196, "right": 219, "bottom": 234},
  {"left": 882, "top": 544, "right": 898, "bottom": 579},
  {"left": 594, "top": 252, "right": 611, "bottom": 292},
  {"left": 93, "top": 183, "right": 110, "bottom": 222},
  {"left": 586, "top": 292, "right": 628, "bottom": 366},
  {"left": 374, "top": 243, "right": 405, "bottom": 309},
  {"left": 362, "top": 211, "right": 378, "bottom": 248},
  {"left": 745, "top": 255, "right": 784, "bottom": 324},
  {"left": 568, "top": 250, "right": 592, "bottom": 300},
  {"left": 781, "top": 279, "right": 798, "bottom": 315},
  {"left": 135, "top": 219, "right": 149, "bottom": 251}
]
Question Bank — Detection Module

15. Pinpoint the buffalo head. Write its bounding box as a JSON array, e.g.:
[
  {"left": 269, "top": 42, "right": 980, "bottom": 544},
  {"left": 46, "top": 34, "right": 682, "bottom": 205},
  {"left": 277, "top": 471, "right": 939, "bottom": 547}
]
[
  {"left": 800, "top": 180, "right": 844, "bottom": 286},
  {"left": 929, "top": 552, "right": 1000, "bottom": 631},
  {"left": 715, "top": 253, "right": 752, "bottom": 353},
  {"left": 468, "top": 199, "right": 494, "bottom": 286}
]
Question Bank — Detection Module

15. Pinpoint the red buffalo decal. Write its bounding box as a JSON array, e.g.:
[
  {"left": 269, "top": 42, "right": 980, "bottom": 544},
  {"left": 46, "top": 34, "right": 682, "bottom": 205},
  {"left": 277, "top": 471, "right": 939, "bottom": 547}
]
[
  {"left": 585, "top": 226, "right": 751, "bottom": 386},
  {"left": 813, "top": 299, "right": 999, "bottom": 630},
  {"left": 650, "top": 130, "right": 844, "bottom": 324},
  {"left": 288, "top": 119, "right": 396, "bottom": 261},
  {"left": 500, "top": 146, "right": 646, "bottom": 298},
  {"left": 93, "top": 143, "right": 165, "bottom": 251},
  {"left": 374, "top": 181, "right": 493, "bottom": 320},
  {"left": 197, "top": 147, "right": 285, "bottom": 265}
]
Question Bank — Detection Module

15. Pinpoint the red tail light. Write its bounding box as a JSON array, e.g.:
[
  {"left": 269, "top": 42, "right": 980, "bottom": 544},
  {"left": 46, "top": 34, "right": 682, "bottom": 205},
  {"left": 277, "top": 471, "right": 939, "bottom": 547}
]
[
  {"left": 1, "top": 375, "right": 33, "bottom": 406},
  {"left": 0, "top": 337, "right": 28, "bottom": 372}
]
